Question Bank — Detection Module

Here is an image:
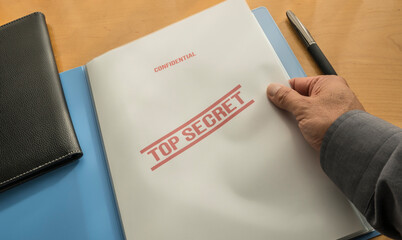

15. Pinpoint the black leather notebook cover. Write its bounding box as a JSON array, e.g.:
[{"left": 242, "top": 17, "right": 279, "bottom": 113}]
[{"left": 0, "top": 12, "right": 83, "bottom": 192}]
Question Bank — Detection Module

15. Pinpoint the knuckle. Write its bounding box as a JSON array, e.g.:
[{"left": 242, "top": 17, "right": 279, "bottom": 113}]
[
  {"left": 276, "top": 88, "right": 292, "bottom": 106},
  {"left": 330, "top": 75, "right": 348, "bottom": 86},
  {"left": 339, "top": 76, "right": 349, "bottom": 86},
  {"left": 314, "top": 76, "right": 329, "bottom": 86}
]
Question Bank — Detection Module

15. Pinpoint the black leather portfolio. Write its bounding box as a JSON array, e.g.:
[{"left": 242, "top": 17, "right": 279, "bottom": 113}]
[{"left": 0, "top": 12, "right": 83, "bottom": 192}]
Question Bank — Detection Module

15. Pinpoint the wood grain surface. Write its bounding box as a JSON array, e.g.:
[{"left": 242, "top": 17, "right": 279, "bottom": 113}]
[{"left": 0, "top": 0, "right": 400, "bottom": 239}]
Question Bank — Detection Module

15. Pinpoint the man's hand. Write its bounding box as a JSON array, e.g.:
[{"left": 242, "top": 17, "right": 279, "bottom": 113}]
[{"left": 266, "top": 75, "right": 365, "bottom": 151}]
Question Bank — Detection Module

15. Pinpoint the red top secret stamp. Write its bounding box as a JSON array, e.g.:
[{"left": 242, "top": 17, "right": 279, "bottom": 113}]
[{"left": 140, "top": 84, "right": 254, "bottom": 171}]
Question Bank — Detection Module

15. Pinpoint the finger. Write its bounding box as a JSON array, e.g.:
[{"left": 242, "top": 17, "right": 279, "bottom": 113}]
[
  {"left": 289, "top": 76, "right": 321, "bottom": 96},
  {"left": 291, "top": 75, "right": 350, "bottom": 96},
  {"left": 267, "top": 83, "right": 305, "bottom": 115}
]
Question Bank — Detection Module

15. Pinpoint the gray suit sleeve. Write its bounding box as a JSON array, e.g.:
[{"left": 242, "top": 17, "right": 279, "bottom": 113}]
[{"left": 320, "top": 110, "right": 402, "bottom": 239}]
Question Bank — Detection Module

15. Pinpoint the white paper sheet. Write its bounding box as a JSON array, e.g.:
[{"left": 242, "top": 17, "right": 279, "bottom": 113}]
[{"left": 86, "top": 0, "right": 365, "bottom": 239}]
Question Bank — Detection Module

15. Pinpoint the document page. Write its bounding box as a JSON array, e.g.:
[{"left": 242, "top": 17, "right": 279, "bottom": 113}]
[{"left": 87, "top": 0, "right": 364, "bottom": 239}]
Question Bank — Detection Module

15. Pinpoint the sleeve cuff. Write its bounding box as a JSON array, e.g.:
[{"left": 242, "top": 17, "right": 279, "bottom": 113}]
[{"left": 320, "top": 110, "right": 401, "bottom": 213}]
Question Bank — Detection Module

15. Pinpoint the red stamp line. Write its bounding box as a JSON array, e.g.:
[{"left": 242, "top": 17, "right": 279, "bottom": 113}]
[
  {"left": 150, "top": 99, "right": 254, "bottom": 171},
  {"left": 140, "top": 84, "right": 241, "bottom": 154}
]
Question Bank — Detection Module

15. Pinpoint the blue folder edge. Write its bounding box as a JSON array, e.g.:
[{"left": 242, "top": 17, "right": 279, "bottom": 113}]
[
  {"left": 0, "top": 7, "right": 380, "bottom": 240},
  {"left": 253, "top": 7, "right": 306, "bottom": 79},
  {"left": 0, "top": 65, "right": 125, "bottom": 240}
]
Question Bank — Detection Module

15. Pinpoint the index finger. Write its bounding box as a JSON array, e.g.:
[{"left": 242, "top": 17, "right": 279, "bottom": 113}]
[{"left": 289, "top": 76, "right": 322, "bottom": 96}]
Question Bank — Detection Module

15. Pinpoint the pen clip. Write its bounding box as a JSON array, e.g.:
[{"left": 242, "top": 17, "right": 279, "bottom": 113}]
[{"left": 286, "top": 10, "right": 316, "bottom": 47}]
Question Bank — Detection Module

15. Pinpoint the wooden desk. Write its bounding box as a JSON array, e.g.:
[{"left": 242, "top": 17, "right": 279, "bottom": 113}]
[{"left": 1, "top": 0, "right": 399, "bottom": 239}]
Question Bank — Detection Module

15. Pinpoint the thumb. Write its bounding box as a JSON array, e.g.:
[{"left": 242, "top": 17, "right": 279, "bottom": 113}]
[{"left": 267, "top": 83, "right": 304, "bottom": 114}]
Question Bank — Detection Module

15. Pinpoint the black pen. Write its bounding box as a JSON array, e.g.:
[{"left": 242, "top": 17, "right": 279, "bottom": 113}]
[{"left": 286, "top": 10, "right": 337, "bottom": 75}]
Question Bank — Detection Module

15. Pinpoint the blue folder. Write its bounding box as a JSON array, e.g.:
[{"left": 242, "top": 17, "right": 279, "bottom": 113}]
[{"left": 0, "top": 7, "right": 379, "bottom": 240}]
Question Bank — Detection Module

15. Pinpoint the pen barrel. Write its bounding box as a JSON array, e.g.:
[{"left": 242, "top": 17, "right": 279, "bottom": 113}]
[{"left": 307, "top": 44, "right": 337, "bottom": 75}]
